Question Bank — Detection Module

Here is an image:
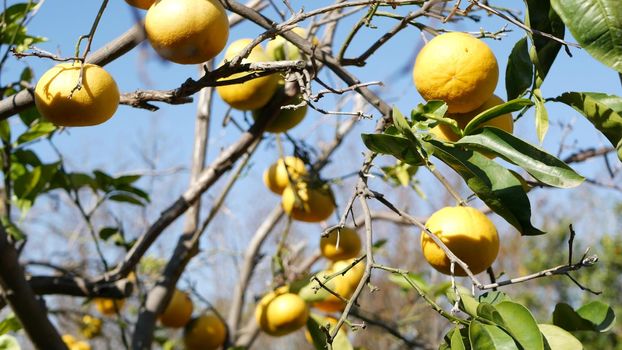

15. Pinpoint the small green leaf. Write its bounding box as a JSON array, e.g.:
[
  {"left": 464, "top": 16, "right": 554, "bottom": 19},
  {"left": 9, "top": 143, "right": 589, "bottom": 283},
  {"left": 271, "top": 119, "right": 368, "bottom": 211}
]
[
  {"left": 551, "top": 0, "right": 622, "bottom": 73},
  {"left": 553, "top": 92, "right": 622, "bottom": 160},
  {"left": 0, "top": 314, "right": 21, "bottom": 335},
  {"left": 361, "top": 133, "right": 425, "bottom": 165},
  {"left": 506, "top": 37, "right": 533, "bottom": 100},
  {"left": 0, "top": 334, "right": 20, "bottom": 350},
  {"left": 0, "top": 120, "right": 10, "bottom": 143},
  {"left": 1, "top": 218, "right": 25, "bottom": 242},
  {"left": 463, "top": 99, "right": 532, "bottom": 135},
  {"left": 15, "top": 121, "right": 56, "bottom": 145},
  {"left": 524, "top": 0, "right": 565, "bottom": 84},
  {"left": 496, "top": 301, "right": 544, "bottom": 350},
  {"left": 538, "top": 324, "right": 582, "bottom": 350},
  {"left": 450, "top": 326, "right": 468, "bottom": 350},
  {"left": 99, "top": 227, "right": 120, "bottom": 241},
  {"left": 457, "top": 128, "right": 584, "bottom": 188},
  {"left": 534, "top": 89, "right": 549, "bottom": 143},
  {"left": 469, "top": 320, "right": 519, "bottom": 350},
  {"left": 108, "top": 193, "right": 146, "bottom": 206},
  {"left": 306, "top": 316, "right": 326, "bottom": 350},
  {"left": 576, "top": 301, "right": 616, "bottom": 332}
]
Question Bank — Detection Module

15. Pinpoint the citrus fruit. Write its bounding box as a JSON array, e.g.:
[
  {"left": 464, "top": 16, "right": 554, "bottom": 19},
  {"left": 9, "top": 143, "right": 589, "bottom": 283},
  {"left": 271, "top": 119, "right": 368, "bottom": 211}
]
[
  {"left": 80, "top": 315, "right": 102, "bottom": 339},
  {"left": 312, "top": 259, "right": 364, "bottom": 313},
  {"left": 34, "top": 63, "right": 119, "bottom": 126},
  {"left": 263, "top": 156, "right": 307, "bottom": 195},
  {"left": 62, "top": 335, "right": 91, "bottom": 350},
  {"left": 251, "top": 83, "right": 307, "bottom": 133},
  {"left": 281, "top": 181, "right": 335, "bottom": 223},
  {"left": 93, "top": 298, "right": 125, "bottom": 316},
  {"left": 430, "top": 95, "right": 513, "bottom": 142},
  {"left": 145, "top": 0, "right": 229, "bottom": 64},
  {"left": 413, "top": 32, "right": 498, "bottom": 113},
  {"left": 266, "top": 27, "right": 319, "bottom": 61},
  {"left": 421, "top": 206, "right": 499, "bottom": 276},
  {"left": 159, "top": 289, "right": 194, "bottom": 328},
  {"left": 255, "top": 288, "right": 309, "bottom": 336},
  {"left": 216, "top": 38, "right": 280, "bottom": 110},
  {"left": 183, "top": 313, "right": 227, "bottom": 350},
  {"left": 125, "top": 0, "right": 154, "bottom": 9},
  {"left": 320, "top": 227, "right": 361, "bottom": 261}
]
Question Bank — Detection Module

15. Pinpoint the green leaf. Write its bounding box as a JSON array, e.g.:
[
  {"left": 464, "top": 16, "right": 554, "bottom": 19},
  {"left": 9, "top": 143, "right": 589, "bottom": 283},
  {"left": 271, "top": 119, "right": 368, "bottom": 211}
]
[
  {"left": 506, "top": 37, "right": 534, "bottom": 100},
  {"left": 411, "top": 100, "right": 450, "bottom": 124},
  {"left": 388, "top": 272, "right": 429, "bottom": 293},
  {"left": 446, "top": 287, "right": 479, "bottom": 317},
  {"left": 457, "top": 128, "right": 584, "bottom": 188},
  {"left": 495, "top": 301, "right": 544, "bottom": 350},
  {"left": 534, "top": 89, "right": 549, "bottom": 143},
  {"left": 576, "top": 301, "right": 616, "bottom": 332},
  {"left": 469, "top": 320, "right": 519, "bottom": 350},
  {"left": 0, "top": 120, "right": 10, "bottom": 143},
  {"left": 299, "top": 274, "right": 336, "bottom": 303},
  {"left": 18, "top": 107, "right": 40, "bottom": 127},
  {"left": 108, "top": 193, "right": 146, "bottom": 206},
  {"left": 19, "top": 67, "right": 33, "bottom": 83},
  {"left": 450, "top": 326, "right": 469, "bottom": 350},
  {"left": 15, "top": 121, "right": 56, "bottom": 145},
  {"left": 1, "top": 218, "right": 25, "bottom": 242},
  {"left": 551, "top": 0, "right": 622, "bottom": 73},
  {"left": 428, "top": 140, "right": 545, "bottom": 236},
  {"left": 12, "top": 149, "right": 41, "bottom": 166},
  {"left": 463, "top": 99, "right": 532, "bottom": 135},
  {"left": 538, "top": 324, "right": 582, "bottom": 350},
  {"left": 0, "top": 315, "right": 21, "bottom": 335},
  {"left": 0, "top": 334, "right": 20, "bottom": 350},
  {"left": 361, "top": 133, "right": 425, "bottom": 165},
  {"left": 479, "top": 291, "right": 512, "bottom": 305},
  {"left": 477, "top": 303, "right": 506, "bottom": 327},
  {"left": 99, "top": 227, "right": 120, "bottom": 241},
  {"left": 524, "top": 0, "right": 565, "bottom": 84},
  {"left": 552, "top": 303, "right": 597, "bottom": 332},
  {"left": 553, "top": 92, "right": 622, "bottom": 160},
  {"left": 306, "top": 316, "right": 326, "bottom": 350}
]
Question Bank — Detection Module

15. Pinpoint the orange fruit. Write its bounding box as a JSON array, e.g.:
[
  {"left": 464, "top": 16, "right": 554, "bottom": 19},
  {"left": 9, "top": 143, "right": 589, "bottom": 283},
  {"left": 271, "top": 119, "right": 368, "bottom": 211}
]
[
  {"left": 145, "top": 0, "right": 229, "bottom": 64},
  {"left": 430, "top": 95, "right": 514, "bottom": 142},
  {"left": 216, "top": 39, "right": 280, "bottom": 110},
  {"left": 320, "top": 227, "right": 361, "bottom": 261},
  {"left": 263, "top": 156, "right": 307, "bottom": 195},
  {"left": 421, "top": 206, "right": 499, "bottom": 276},
  {"left": 93, "top": 298, "right": 125, "bottom": 316},
  {"left": 183, "top": 313, "right": 227, "bottom": 350},
  {"left": 413, "top": 32, "right": 498, "bottom": 113},
  {"left": 255, "top": 288, "right": 309, "bottom": 336},
  {"left": 281, "top": 181, "right": 335, "bottom": 223},
  {"left": 34, "top": 63, "right": 119, "bottom": 126},
  {"left": 158, "top": 289, "right": 194, "bottom": 328},
  {"left": 312, "top": 259, "right": 365, "bottom": 313},
  {"left": 125, "top": 0, "right": 154, "bottom": 9}
]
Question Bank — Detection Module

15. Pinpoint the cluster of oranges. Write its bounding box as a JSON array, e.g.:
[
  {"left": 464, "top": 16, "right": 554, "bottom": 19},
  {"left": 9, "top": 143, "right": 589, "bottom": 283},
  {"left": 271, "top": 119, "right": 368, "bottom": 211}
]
[
  {"left": 254, "top": 226, "right": 362, "bottom": 341},
  {"left": 413, "top": 32, "right": 504, "bottom": 276}
]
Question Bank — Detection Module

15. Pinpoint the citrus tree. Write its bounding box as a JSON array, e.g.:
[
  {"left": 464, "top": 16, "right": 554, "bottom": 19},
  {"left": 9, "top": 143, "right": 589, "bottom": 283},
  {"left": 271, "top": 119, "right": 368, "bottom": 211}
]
[{"left": 0, "top": 0, "right": 620, "bottom": 349}]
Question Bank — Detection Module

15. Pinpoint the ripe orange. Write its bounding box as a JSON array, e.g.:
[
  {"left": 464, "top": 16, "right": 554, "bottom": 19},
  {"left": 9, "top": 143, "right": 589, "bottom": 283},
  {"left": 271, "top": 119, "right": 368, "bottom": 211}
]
[
  {"left": 216, "top": 39, "right": 280, "bottom": 110},
  {"left": 312, "top": 259, "right": 365, "bottom": 313},
  {"left": 125, "top": 0, "right": 154, "bottom": 9},
  {"left": 34, "top": 63, "right": 119, "bottom": 126},
  {"left": 184, "top": 313, "right": 227, "bottom": 350},
  {"left": 320, "top": 227, "right": 361, "bottom": 261},
  {"left": 93, "top": 298, "right": 125, "bottom": 316},
  {"left": 62, "top": 335, "right": 91, "bottom": 350},
  {"left": 145, "top": 0, "right": 229, "bottom": 64},
  {"left": 255, "top": 288, "right": 310, "bottom": 336},
  {"left": 413, "top": 32, "right": 498, "bottom": 113},
  {"left": 421, "top": 206, "right": 499, "bottom": 276},
  {"left": 281, "top": 181, "right": 335, "bottom": 223},
  {"left": 263, "top": 156, "right": 307, "bottom": 195},
  {"left": 159, "top": 289, "right": 194, "bottom": 328},
  {"left": 430, "top": 95, "right": 514, "bottom": 142}
]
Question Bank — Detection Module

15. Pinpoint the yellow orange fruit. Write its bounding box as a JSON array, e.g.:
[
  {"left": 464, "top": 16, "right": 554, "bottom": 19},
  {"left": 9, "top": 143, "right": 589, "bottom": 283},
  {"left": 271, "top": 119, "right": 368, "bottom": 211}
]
[
  {"left": 216, "top": 39, "right": 280, "bottom": 110},
  {"left": 312, "top": 259, "right": 365, "bottom": 313},
  {"left": 430, "top": 95, "right": 514, "bottom": 142},
  {"left": 255, "top": 288, "right": 309, "bottom": 336},
  {"left": 421, "top": 206, "right": 499, "bottom": 276},
  {"left": 281, "top": 181, "right": 335, "bottom": 223},
  {"left": 183, "top": 313, "right": 227, "bottom": 350},
  {"left": 320, "top": 227, "right": 361, "bottom": 261},
  {"left": 263, "top": 156, "right": 307, "bottom": 195},
  {"left": 266, "top": 27, "right": 319, "bottom": 61},
  {"left": 125, "top": 0, "right": 154, "bottom": 9},
  {"left": 93, "top": 298, "right": 125, "bottom": 316},
  {"left": 252, "top": 84, "right": 307, "bottom": 133},
  {"left": 80, "top": 315, "right": 102, "bottom": 339},
  {"left": 62, "top": 335, "right": 91, "bottom": 350},
  {"left": 34, "top": 63, "right": 119, "bottom": 126},
  {"left": 158, "top": 289, "right": 194, "bottom": 328},
  {"left": 413, "top": 32, "right": 498, "bottom": 113},
  {"left": 145, "top": 0, "right": 229, "bottom": 64}
]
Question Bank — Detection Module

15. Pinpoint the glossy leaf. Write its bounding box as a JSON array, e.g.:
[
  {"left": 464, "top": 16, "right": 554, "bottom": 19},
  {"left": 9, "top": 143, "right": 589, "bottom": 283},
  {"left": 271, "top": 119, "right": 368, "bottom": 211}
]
[
  {"left": 553, "top": 92, "right": 622, "bottom": 160},
  {"left": 534, "top": 89, "right": 549, "bottom": 143},
  {"left": 506, "top": 37, "right": 534, "bottom": 100},
  {"left": 361, "top": 133, "right": 425, "bottom": 165},
  {"left": 469, "top": 321, "right": 519, "bottom": 350},
  {"left": 463, "top": 99, "right": 533, "bottom": 135},
  {"left": 0, "top": 121, "right": 10, "bottom": 143},
  {"left": 538, "top": 324, "right": 582, "bottom": 350},
  {"left": 551, "top": 0, "right": 622, "bottom": 73},
  {"left": 428, "top": 140, "right": 545, "bottom": 235},
  {"left": 479, "top": 291, "right": 512, "bottom": 306},
  {"left": 496, "top": 301, "right": 544, "bottom": 350},
  {"left": 457, "top": 128, "right": 584, "bottom": 188},
  {"left": 524, "top": 0, "right": 565, "bottom": 83},
  {"left": 450, "top": 326, "right": 469, "bottom": 350},
  {"left": 576, "top": 301, "right": 616, "bottom": 332},
  {"left": 15, "top": 121, "right": 56, "bottom": 145}
]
